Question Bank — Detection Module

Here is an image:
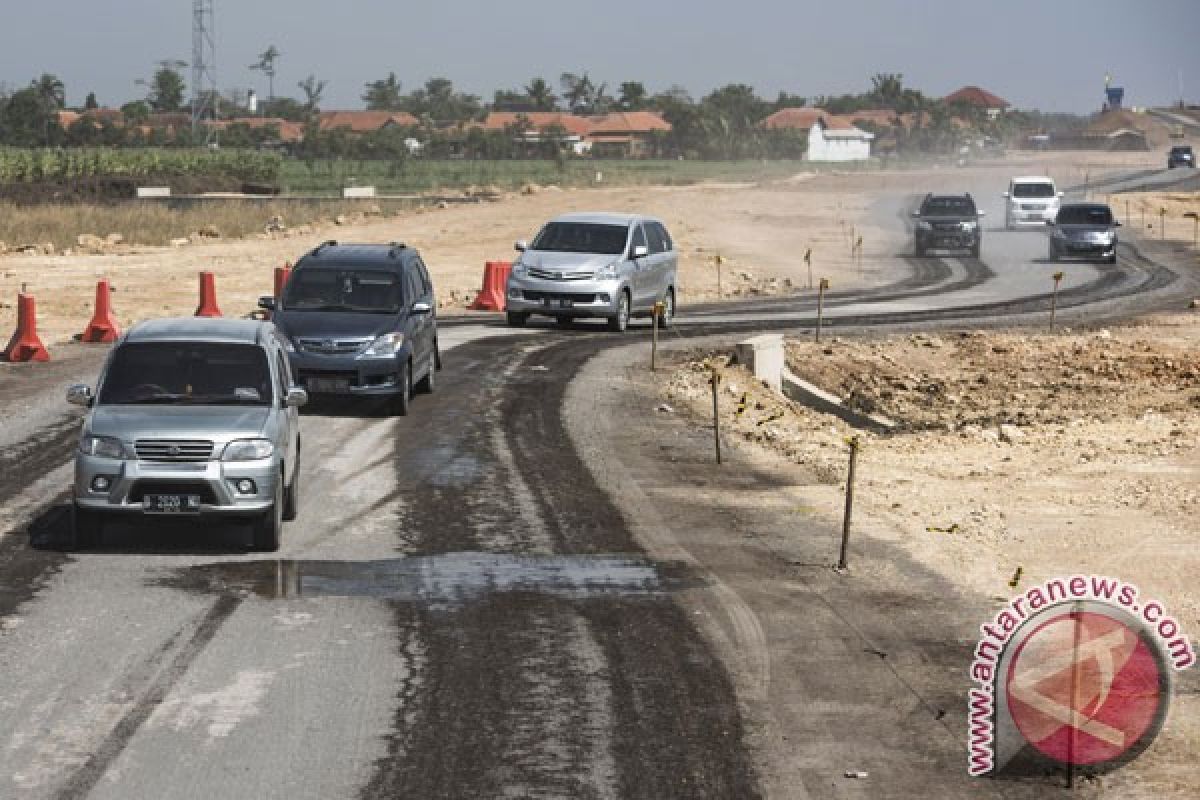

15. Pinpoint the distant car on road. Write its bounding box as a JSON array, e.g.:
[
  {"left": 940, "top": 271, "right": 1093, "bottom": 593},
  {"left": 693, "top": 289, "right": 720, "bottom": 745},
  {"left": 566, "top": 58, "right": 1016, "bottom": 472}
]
[
  {"left": 261, "top": 241, "right": 440, "bottom": 416},
  {"left": 67, "top": 318, "right": 306, "bottom": 551},
  {"left": 1047, "top": 203, "right": 1120, "bottom": 264},
  {"left": 1167, "top": 144, "right": 1194, "bottom": 169},
  {"left": 912, "top": 193, "right": 984, "bottom": 258},
  {"left": 1003, "top": 176, "right": 1063, "bottom": 228},
  {"left": 505, "top": 212, "right": 678, "bottom": 331}
]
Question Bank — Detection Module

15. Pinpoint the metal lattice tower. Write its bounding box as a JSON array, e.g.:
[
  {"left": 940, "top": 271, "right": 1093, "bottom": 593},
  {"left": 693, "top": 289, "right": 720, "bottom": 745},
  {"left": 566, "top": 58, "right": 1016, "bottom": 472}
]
[{"left": 191, "top": 0, "right": 218, "bottom": 144}]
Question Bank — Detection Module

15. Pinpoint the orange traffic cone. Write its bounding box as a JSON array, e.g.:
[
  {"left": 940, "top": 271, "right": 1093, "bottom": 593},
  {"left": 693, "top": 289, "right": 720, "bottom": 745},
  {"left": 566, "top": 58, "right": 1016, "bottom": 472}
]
[
  {"left": 195, "top": 271, "right": 222, "bottom": 317},
  {"left": 81, "top": 280, "right": 121, "bottom": 343},
  {"left": 3, "top": 293, "right": 50, "bottom": 362},
  {"left": 469, "top": 261, "right": 512, "bottom": 311}
]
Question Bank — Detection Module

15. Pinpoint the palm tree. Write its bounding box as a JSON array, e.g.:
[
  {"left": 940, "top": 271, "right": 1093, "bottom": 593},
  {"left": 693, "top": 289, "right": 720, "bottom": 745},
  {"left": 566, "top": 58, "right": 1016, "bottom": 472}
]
[
  {"left": 250, "top": 46, "right": 281, "bottom": 100},
  {"left": 524, "top": 77, "right": 557, "bottom": 111},
  {"left": 363, "top": 72, "right": 403, "bottom": 110},
  {"left": 32, "top": 73, "right": 65, "bottom": 145},
  {"left": 297, "top": 75, "right": 327, "bottom": 115}
]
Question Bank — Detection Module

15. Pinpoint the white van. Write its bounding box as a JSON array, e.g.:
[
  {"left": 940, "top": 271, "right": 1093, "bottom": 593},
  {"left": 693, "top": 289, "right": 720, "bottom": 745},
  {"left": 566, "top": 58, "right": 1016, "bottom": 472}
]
[{"left": 1002, "top": 177, "right": 1063, "bottom": 229}]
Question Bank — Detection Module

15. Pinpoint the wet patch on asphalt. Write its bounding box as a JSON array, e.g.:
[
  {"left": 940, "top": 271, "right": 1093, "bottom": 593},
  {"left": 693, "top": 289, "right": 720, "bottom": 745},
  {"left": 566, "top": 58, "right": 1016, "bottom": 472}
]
[{"left": 151, "top": 552, "right": 701, "bottom": 605}]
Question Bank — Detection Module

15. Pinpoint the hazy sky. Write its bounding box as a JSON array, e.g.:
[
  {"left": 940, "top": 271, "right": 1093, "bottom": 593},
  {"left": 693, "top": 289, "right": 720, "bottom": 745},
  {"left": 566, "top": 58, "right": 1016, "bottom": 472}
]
[{"left": 2, "top": 1, "right": 1196, "bottom": 113}]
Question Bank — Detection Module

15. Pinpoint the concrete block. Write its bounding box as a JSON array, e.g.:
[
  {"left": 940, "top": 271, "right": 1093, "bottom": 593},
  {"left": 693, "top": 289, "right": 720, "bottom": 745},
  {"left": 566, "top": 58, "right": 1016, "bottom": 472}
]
[
  {"left": 734, "top": 334, "right": 784, "bottom": 392},
  {"left": 342, "top": 186, "right": 377, "bottom": 199},
  {"left": 136, "top": 186, "right": 171, "bottom": 198},
  {"left": 781, "top": 368, "right": 896, "bottom": 433}
]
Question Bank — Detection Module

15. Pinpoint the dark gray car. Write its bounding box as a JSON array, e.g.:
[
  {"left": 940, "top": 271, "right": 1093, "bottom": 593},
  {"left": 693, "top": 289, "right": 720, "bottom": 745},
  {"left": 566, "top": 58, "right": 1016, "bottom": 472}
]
[
  {"left": 261, "top": 241, "right": 441, "bottom": 415},
  {"left": 1047, "top": 203, "right": 1120, "bottom": 264}
]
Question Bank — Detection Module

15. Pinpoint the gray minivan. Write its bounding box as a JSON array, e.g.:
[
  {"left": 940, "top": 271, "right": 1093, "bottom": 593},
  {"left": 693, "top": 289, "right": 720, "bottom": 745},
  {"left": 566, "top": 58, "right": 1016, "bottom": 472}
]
[{"left": 504, "top": 212, "right": 678, "bottom": 331}]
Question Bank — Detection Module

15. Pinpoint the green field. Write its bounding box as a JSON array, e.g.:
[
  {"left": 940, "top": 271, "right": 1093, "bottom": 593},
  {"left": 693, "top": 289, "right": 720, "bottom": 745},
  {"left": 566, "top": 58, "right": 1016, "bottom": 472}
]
[{"left": 278, "top": 158, "right": 826, "bottom": 195}]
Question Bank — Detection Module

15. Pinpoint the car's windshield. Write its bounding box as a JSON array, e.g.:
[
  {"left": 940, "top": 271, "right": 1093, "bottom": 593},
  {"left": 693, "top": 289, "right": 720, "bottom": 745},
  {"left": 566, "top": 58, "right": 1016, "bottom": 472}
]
[
  {"left": 1057, "top": 206, "right": 1113, "bottom": 226},
  {"left": 921, "top": 197, "right": 976, "bottom": 216},
  {"left": 1171, "top": 146, "right": 1192, "bottom": 155},
  {"left": 282, "top": 268, "right": 404, "bottom": 313},
  {"left": 99, "top": 342, "right": 272, "bottom": 406},
  {"left": 1013, "top": 182, "right": 1055, "bottom": 198},
  {"left": 531, "top": 222, "right": 629, "bottom": 255}
]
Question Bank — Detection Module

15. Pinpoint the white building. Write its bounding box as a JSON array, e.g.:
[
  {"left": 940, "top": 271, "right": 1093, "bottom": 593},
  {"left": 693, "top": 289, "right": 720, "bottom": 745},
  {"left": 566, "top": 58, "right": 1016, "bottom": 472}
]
[{"left": 807, "top": 118, "right": 874, "bottom": 162}]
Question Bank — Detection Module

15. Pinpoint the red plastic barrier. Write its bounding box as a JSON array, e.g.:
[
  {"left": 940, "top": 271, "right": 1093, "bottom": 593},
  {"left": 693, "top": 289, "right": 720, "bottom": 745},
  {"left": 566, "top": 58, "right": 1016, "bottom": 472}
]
[
  {"left": 195, "top": 271, "right": 222, "bottom": 317},
  {"left": 3, "top": 293, "right": 50, "bottom": 362},
  {"left": 81, "top": 280, "right": 120, "bottom": 343},
  {"left": 468, "top": 261, "right": 512, "bottom": 311},
  {"left": 273, "top": 263, "right": 292, "bottom": 301}
]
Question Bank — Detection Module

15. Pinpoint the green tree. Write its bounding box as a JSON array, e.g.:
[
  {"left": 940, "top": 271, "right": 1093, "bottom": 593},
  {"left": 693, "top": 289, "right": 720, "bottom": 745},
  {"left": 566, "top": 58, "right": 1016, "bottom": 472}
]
[
  {"left": 84, "top": 91, "right": 99, "bottom": 110},
  {"left": 120, "top": 100, "right": 151, "bottom": 125},
  {"left": 250, "top": 45, "right": 281, "bottom": 100},
  {"left": 405, "top": 77, "right": 480, "bottom": 122},
  {"left": 524, "top": 77, "right": 557, "bottom": 111},
  {"left": 618, "top": 81, "right": 648, "bottom": 111},
  {"left": 297, "top": 75, "right": 327, "bottom": 114},
  {"left": 363, "top": 72, "right": 404, "bottom": 110},
  {"left": 0, "top": 87, "right": 56, "bottom": 146},
  {"left": 147, "top": 64, "right": 187, "bottom": 112},
  {"left": 31, "top": 73, "right": 66, "bottom": 144}
]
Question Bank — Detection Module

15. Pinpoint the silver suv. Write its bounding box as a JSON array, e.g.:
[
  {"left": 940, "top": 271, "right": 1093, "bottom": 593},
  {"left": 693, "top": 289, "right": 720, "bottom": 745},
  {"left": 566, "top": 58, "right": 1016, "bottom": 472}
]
[
  {"left": 67, "top": 318, "right": 307, "bottom": 551},
  {"left": 505, "top": 212, "right": 678, "bottom": 331}
]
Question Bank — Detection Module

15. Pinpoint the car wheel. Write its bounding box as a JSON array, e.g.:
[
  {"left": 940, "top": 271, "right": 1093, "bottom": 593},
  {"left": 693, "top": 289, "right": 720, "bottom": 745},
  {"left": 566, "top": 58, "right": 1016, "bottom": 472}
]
[
  {"left": 282, "top": 453, "right": 299, "bottom": 521},
  {"left": 433, "top": 338, "right": 442, "bottom": 371},
  {"left": 1048, "top": 244, "right": 1059, "bottom": 262},
  {"left": 607, "top": 290, "right": 630, "bottom": 332},
  {"left": 71, "top": 503, "right": 103, "bottom": 550},
  {"left": 656, "top": 288, "right": 675, "bottom": 328},
  {"left": 393, "top": 362, "right": 412, "bottom": 416},
  {"left": 416, "top": 350, "right": 436, "bottom": 394},
  {"left": 252, "top": 479, "right": 283, "bottom": 552},
  {"left": 1106, "top": 253, "right": 1118, "bottom": 265},
  {"left": 506, "top": 311, "right": 529, "bottom": 327}
]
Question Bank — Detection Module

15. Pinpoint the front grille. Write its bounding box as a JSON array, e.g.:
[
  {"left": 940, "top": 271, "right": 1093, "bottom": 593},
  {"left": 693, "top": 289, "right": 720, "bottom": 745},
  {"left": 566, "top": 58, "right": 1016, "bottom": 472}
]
[
  {"left": 521, "top": 291, "right": 598, "bottom": 303},
  {"left": 128, "top": 481, "right": 218, "bottom": 505},
  {"left": 297, "top": 338, "right": 370, "bottom": 355},
  {"left": 528, "top": 267, "right": 593, "bottom": 281},
  {"left": 932, "top": 222, "right": 963, "bottom": 231},
  {"left": 135, "top": 439, "right": 214, "bottom": 462}
]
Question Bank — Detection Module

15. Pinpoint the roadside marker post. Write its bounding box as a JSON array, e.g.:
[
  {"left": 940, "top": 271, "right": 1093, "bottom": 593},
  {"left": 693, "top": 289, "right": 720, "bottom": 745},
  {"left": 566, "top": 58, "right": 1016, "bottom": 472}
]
[
  {"left": 710, "top": 366, "right": 723, "bottom": 465},
  {"left": 1050, "top": 271, "right": 1064, "bottom": 331},
  {"left": 1125, "top": 198, "right": 1131, "bottom": 228},
  {"left": 1160, "top": 208, "right": 1168, "bottom": 241},
  {"left": 815, "top": 278, "right": 829, "bottom": 342},
  {"left": 804, "top": 248, "right": 813, "bottom": 289},
  {"left": 651, "top": 301, "right": 664, "bottom": 372},
  {"left": 837, "top": 436, "right": 861, "bottom": 570},
  {"left": 715, "top": 253, "right": 724, "bottom": 298}
]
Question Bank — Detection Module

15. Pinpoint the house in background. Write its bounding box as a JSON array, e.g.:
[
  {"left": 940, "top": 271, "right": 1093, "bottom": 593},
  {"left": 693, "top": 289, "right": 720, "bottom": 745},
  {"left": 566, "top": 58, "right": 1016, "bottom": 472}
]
[
  {"left": 763, "top": 107, "right": 830, "bottom": 132},
  {"left": 807, "top": 117, "right": 874, "bottom": 162},
  {"left": 944, "top": 86, "right": 1010, "bottom": 119},
  {"left": 480, "top": 111, "right": 594, "bottom": 154},
  {"left": 317, "top": 111, "right": 420, "bottom": 133},
  {"left": 585, "top": 111, "right": 672, "bottom": 158}
]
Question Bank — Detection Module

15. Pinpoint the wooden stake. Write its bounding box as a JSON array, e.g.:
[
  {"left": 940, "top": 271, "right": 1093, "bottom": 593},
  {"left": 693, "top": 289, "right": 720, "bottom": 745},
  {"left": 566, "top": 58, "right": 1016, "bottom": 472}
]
[
  {"left": 1050, "top": 271, "right": 1064, "bottom": 330},
  {"left": 710, "top": 366, "right": 722, "bottom": 465},
  {"left": 816, "top": 278, "right": 829, "bottom": 342},
  {"left": 837, "top": 436, "right": 860, "bottom": 570}
]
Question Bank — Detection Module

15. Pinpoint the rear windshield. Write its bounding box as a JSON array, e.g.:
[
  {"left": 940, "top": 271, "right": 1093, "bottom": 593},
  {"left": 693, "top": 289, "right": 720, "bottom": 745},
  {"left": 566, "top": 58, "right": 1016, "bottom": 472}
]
[
  {"left": 1056, "top": 206, "right": 1113, "bottom": 226},
  {"left": 1013, "top": 182, "right": 1055, "bottom": 198},
  {"left": 531, "top": 222, "right": 629, "bottom": 255},
  {"left": 921, "top": 197, "right": 976, "bottom": 216},
  {"left": 283, "top": 268, "right": 404, "bottom": 313},
  {"left": 100, "top": 342, "right": 271, "bottom": 406},
  {"left": 1171, "top": 146, "right": 1193, "bottom": 155}
]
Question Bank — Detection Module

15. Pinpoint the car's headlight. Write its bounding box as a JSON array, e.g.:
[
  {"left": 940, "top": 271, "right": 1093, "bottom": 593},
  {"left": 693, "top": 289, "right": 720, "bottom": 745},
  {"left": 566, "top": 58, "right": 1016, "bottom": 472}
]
[
  {"left": 916, "top": 221, "right": 932, "bottom": 231},
  {"left": 80, "top": 434, "right": 126, "bottom": 459},
  {"left": 594, "top": 262, "right": 619, "bottom": 279},
  {"left": 222, "top": 439, "right": 275, "bottom": 461},
  {"left": 960, "top": 220, "right": 978, "bottom": 231},
  {"left": 358, "top": 332, "right": 405, "bottom": 358}
]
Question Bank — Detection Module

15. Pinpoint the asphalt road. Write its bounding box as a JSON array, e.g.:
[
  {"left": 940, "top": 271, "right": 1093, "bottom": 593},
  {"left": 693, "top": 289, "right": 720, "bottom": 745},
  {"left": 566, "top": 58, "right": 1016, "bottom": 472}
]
[{"left": 0, "top": 165, "right": 1196, "bottom": 799}]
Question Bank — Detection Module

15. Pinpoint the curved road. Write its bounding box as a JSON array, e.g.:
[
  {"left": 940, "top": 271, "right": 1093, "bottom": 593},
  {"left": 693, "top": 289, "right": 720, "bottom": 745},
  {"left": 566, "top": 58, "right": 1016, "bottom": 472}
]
[{"left": 0, "top": 166, "right": 1195, "bottom": 799}]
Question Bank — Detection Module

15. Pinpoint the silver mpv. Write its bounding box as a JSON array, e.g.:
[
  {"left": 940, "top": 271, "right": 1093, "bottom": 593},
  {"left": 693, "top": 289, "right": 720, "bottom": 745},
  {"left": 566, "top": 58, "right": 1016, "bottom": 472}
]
[
  {"left": 505, "top": 212, "right": 678, "bottom": 331},
  {"left": 67, "top": 318, "right": 307, "bottom": 551}
]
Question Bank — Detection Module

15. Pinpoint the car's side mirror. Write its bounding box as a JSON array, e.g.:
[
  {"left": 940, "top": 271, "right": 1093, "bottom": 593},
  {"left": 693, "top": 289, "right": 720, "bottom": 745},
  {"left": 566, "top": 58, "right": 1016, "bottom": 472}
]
[
  {"left": 258, "top": 296, "right": 276, "bottom": 311},
  {"left": 285, "top": 387, "right": 308, "bottom": 408},
  {"left": 632, "top": 245, "right": 649, "bottom": 259},
  {"left": 1114, "top": 220, "right": 1122, "bottom": 227},
  {"left": 514, "top": 240, "right": 527, "bottom": 252},
  {"left": 67, "top": 384, "right": 94, "bottom": 407},
  {"left": 411, "top": 301, "right": 432, "bottom": 315}
]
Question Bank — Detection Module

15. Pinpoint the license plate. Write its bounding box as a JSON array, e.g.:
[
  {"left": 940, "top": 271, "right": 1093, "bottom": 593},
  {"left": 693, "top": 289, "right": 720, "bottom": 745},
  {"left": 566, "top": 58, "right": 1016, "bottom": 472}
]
[
  {"left": 543, "top": 298, "right": 573, "bottom": 309},
  {"left": 307, "top": 377, "right": 349, "bottom": 393},
  {"left": 143, "top": 494, "right": 201, "bottom": 513}
]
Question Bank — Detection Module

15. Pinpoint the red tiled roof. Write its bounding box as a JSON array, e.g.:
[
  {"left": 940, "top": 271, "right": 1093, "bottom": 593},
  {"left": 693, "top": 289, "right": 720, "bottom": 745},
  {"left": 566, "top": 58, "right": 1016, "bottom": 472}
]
[
  {"left": 209, "top": 117, "right": 305, "bottom": 142},
  {"left": 318, "top": 111, "right": 419, "bottom": 132},
  {"left": 842, "top": 109, "right": 902, "bottom": 127},
  {"left": 481, "top": 112, "right": 592, "bottom": 136},
  {"left": 763, "top": 108, "right": 829, "bottom": 130},
  {"left": 586, "top": 111, "right": 671, "bottom": 135},
  {"left": 944, "top": 86, "right": 1010, "bottom": 109}
]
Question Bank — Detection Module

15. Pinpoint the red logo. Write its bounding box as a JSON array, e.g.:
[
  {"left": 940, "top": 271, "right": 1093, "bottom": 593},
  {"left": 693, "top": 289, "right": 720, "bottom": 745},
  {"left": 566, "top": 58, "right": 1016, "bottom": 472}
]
[{"left": 1005, "top": 611, "right": 1167, "bottom": 766}]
